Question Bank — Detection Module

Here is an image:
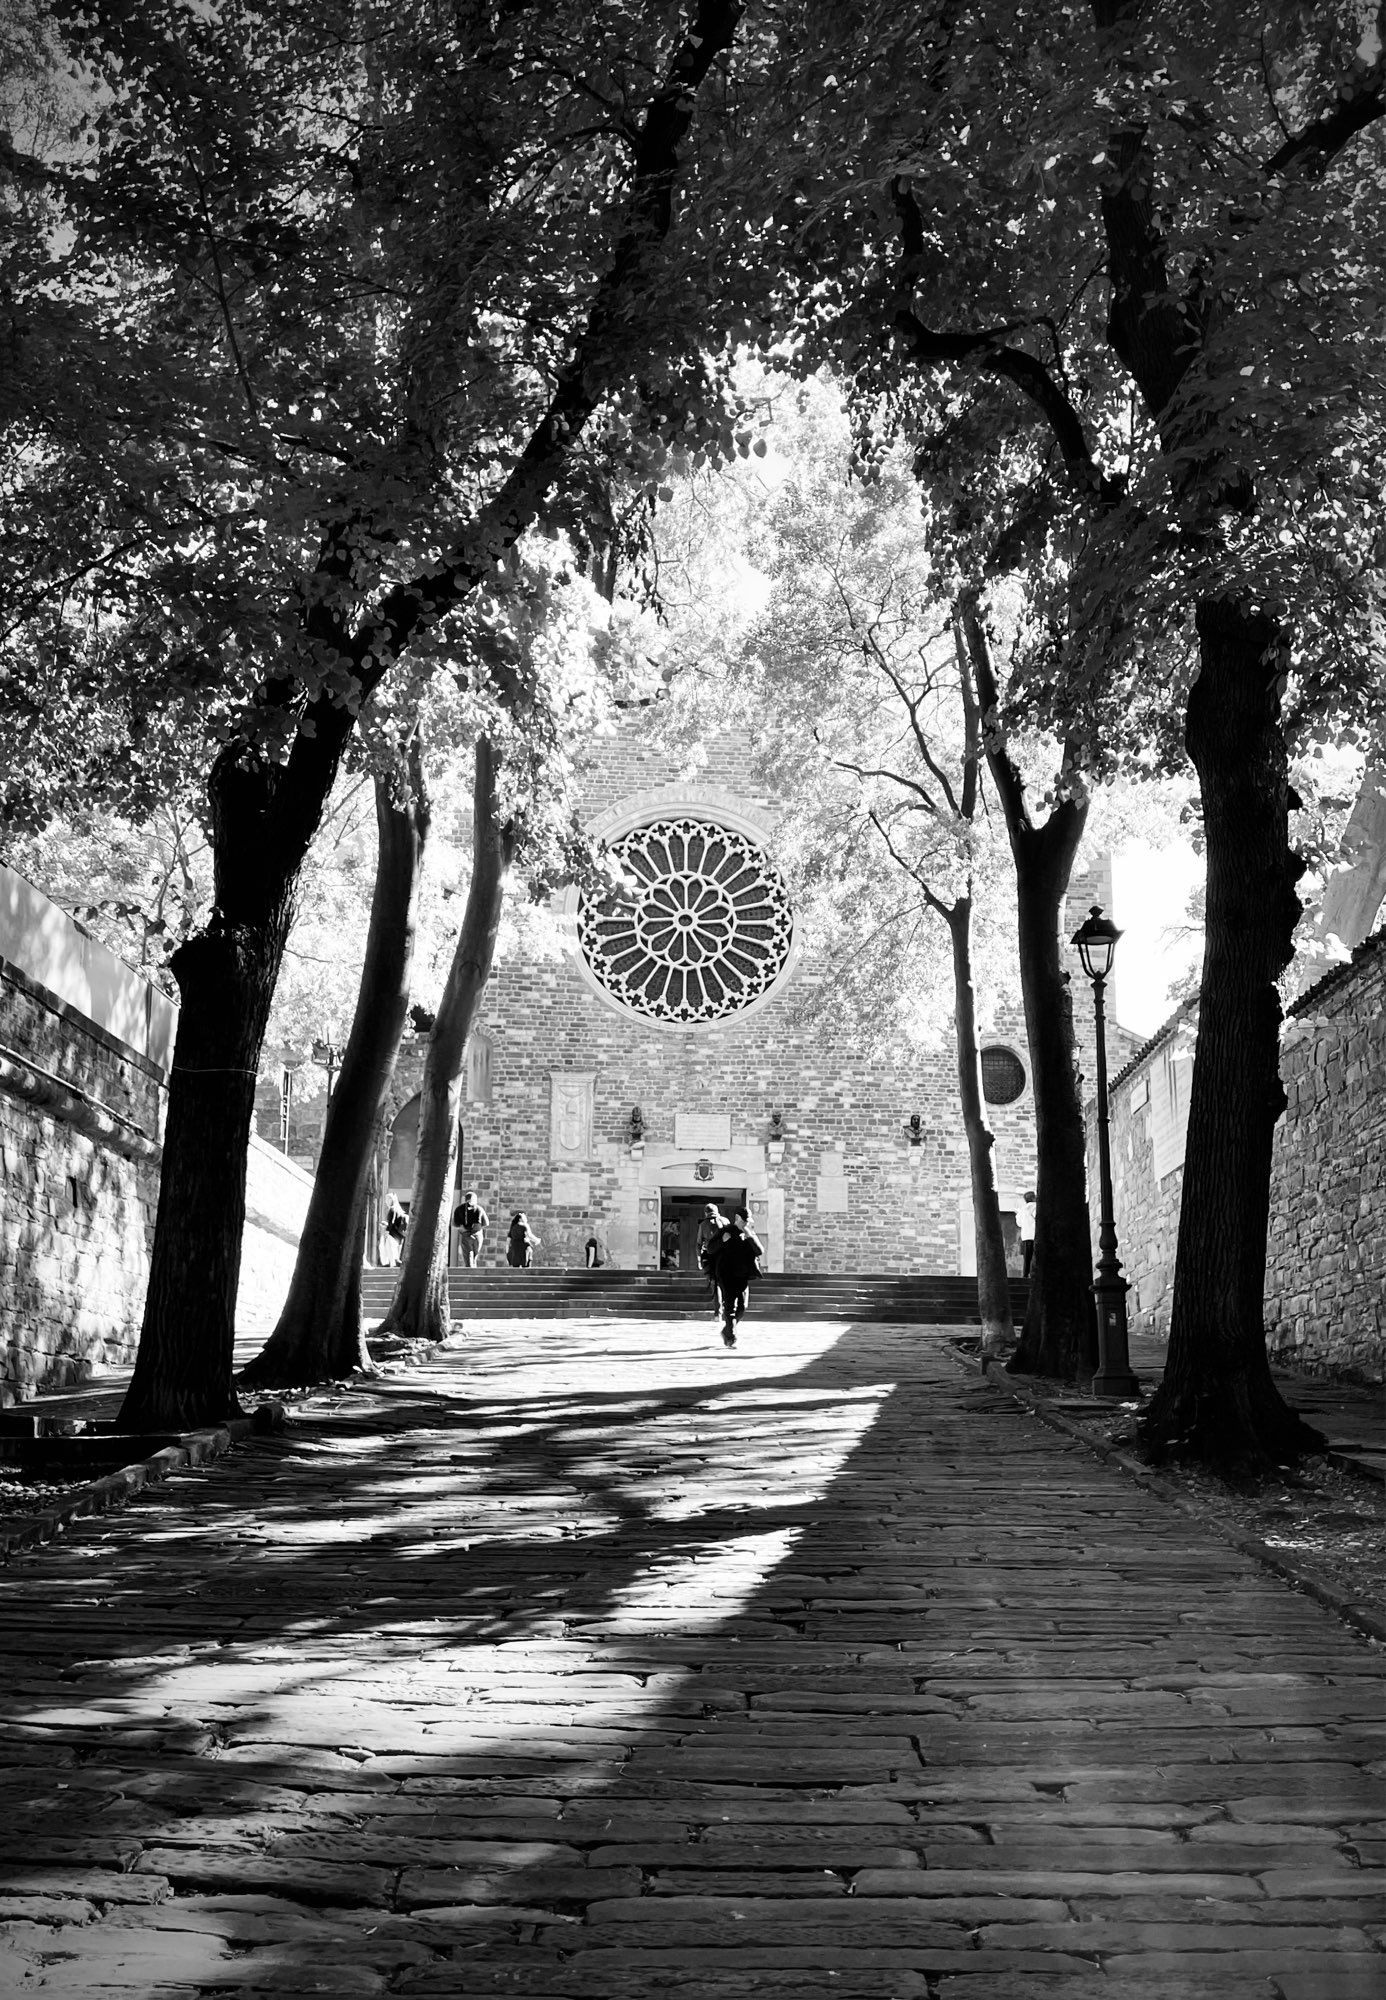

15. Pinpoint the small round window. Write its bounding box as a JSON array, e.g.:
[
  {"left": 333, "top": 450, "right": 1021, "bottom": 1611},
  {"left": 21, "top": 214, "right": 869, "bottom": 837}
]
[{"left": 981, "top": 1045, "right": 1026, "bottom": 1106}]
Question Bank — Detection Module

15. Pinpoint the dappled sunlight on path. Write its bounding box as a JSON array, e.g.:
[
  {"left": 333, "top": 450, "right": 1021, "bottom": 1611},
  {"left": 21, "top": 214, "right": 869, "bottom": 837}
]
[{"left": 0, "top": 1315, "right": 1381, "bottom": 1997}]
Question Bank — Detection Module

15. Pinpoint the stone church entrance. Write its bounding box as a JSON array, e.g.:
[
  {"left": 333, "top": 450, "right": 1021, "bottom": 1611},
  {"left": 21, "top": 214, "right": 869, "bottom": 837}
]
[{"left": 659, "top": 1185, "right": 746, "bottom": 1270}]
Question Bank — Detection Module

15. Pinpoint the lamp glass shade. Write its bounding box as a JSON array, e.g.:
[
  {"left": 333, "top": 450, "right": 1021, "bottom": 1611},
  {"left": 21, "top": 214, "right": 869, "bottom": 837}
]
[{"left": 1071, "top": 904, "right": 1122, "bottom": 981}]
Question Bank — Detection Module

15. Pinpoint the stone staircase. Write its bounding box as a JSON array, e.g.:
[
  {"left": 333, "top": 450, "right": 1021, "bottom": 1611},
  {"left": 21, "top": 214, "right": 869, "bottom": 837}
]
[{"left": 358, "top": 1267, "right": 1028, "bottom": 1325}]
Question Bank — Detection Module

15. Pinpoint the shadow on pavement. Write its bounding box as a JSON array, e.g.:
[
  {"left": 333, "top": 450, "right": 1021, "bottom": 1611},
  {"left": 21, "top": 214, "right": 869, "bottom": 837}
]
[{"left": 0, "top": 1315, "right": 1380, "bottom": 1998}]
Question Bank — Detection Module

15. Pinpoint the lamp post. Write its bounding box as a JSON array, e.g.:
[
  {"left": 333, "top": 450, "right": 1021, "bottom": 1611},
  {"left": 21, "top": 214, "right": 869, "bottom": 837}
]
[
  {"left": 311, "top": 1037, "right": 341, "bottom": 1099},
  {"left": 1071, "top": 905, "right": 1140, "bottom": 1400}
]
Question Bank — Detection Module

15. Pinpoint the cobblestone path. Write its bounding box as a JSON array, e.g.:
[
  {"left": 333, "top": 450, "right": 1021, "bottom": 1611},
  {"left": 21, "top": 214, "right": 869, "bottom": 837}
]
[{"left": 0, "top": 1317, "right": 1381, "bottom": 1998}]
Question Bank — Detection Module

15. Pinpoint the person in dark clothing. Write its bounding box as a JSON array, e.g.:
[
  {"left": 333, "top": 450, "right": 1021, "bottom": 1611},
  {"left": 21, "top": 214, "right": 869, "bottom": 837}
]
[
  {"left": 506, "top": 1212, "right": 540, "bottom": 1268},
  {"left": 709, "top": 1205, "right": 763, "bottom": 1348},
  {"left": 452, "top": 1189, "right": 489, "bottom": 1267}
]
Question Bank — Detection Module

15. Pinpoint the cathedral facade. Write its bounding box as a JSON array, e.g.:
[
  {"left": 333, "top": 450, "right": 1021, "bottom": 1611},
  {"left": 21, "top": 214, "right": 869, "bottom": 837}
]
[{"left": 381, "top": 720, "right": 1074, "bottom": 1277}]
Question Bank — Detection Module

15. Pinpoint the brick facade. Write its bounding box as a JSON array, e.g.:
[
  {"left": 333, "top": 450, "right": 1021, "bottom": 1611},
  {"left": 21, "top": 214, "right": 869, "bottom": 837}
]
[
  {"left": 1088, "top": 931, "right": 1385, "bottom": 1382},
  {"left": 365, "top": 720, "right": 1062, "bottom": 1277}
]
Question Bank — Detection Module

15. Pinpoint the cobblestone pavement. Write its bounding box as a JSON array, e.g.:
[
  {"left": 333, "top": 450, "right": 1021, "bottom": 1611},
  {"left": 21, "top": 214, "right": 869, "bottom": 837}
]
[{"left": 0, "top": 1317, "right": 1382, "bottom": 1999}]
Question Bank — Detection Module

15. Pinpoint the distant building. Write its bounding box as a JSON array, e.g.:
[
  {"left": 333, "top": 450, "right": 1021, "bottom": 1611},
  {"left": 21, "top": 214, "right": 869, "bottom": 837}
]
[{"left": 370, "top": 719, "right": 1119, "bottom": 1276}]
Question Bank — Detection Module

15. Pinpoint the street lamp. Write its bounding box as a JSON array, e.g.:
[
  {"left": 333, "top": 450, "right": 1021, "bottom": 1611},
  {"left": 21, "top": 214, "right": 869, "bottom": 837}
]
[
  {"left": 311, "top": 1037, "right": 341, "bottom": 1099},
  {"left": 1071, "top": 904, "right": 1141, "bottom": 1400}
]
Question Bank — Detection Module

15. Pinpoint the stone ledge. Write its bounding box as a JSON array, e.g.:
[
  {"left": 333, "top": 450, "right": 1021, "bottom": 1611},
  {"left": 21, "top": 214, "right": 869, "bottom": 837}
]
[
  {"left": 0, "top": 1044, "right": 160, "bottom": 1161},
  {"left": 0, "top": 1404, "right": 285, "bottom": 1560},
  {"left": 0, "top": 956, "right": 170, "bottom": 1083}
]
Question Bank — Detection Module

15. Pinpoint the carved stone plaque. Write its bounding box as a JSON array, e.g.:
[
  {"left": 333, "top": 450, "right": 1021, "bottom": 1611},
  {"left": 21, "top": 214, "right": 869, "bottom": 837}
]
[
  {"left": 675, "top": 1111, "right": 731, "bottom": 1152},
  {"left": 550, "top": 1072, "right": 595, "bottom": 1163},
  {"left": 551, "top": 1171, "right": 590, "bottom": 1208},
  {"left": 817, "top": 1150, "right": 849, "bottom": 1215}
]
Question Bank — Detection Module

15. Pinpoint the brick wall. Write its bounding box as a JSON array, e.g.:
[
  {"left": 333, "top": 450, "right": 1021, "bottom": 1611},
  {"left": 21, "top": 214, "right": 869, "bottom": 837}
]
[
  {"left": 1089, "top": 934, "right": 1385, "bottom": 1381},
  {"left": 1, "top": 868, "right": 312, "bottom": 1400},
  {"left": 370, "top": 721, "right": 1042, "bottom": 1277},
  {"left": 377, "top": 966, "right": 1040, "bottom": 1277}
]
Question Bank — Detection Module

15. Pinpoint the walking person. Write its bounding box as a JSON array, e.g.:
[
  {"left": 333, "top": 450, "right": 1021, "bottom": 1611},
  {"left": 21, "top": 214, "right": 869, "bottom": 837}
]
[
  {"left": 709, "top": 1205, "right": 763, "bottom": 1349},
  {"left": 452, "top": 1189, "right": 489, "bottom": 1267},
  {"left": 1016, "top": 1189, "right": 1037, "bottom": 1279},
  {"left": 506, "top": 1212, "right": 541, "bottom": 1269},
  {"left": 695, "top": 1201, "right": 727, "bottom": 1317}
]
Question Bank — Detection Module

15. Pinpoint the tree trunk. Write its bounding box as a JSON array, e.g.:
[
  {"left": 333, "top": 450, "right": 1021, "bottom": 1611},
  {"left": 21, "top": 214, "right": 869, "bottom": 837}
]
[
  {"left": 118, "top": 716, "right": 351, "bottom": 1431},
  {"left": 1005, "top": 808, "right": 1099, "bottom": 1382},
  {"left": 376, "top": 736, "right": 514, "bottom": 1344},
  {"left": 241, "top": 739, "right": 430, "bottom": 1389},
  {"left": 946, "top": 897, "right": 1014, "bottom": 1354},
  {"left": 955, "top": 595, "right": 1096, "bottom": 1383},
  {"left": 1138, "top": 599, "right": 1320, "bottom": 1465}
]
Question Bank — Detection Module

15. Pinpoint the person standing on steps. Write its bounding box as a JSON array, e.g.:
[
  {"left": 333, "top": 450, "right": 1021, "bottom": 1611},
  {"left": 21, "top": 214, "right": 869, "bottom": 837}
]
[
  {"left": 709, "top": 1205, "right": 764, "bottom": 1348},
  {"left": 381, "top": 1192, "right": 407, "bottom": 1267},
  {"left": 453, "top": 1189, "right": 489, "bottom": 1268},
  {"left": 696, "top": 1201, "right": 727, "bottom": 1318},
  {"left": 506, "top": 1212, "right": 541, "bottom": 1268},
  {"left": 1016, "top": 1189, "right": 1037, "bottom": 1279}
]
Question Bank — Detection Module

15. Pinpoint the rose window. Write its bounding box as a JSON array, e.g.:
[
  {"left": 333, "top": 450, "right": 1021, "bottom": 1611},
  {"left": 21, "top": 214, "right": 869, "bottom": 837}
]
[{"left": 578, "top": 818, "right": 794, "bottom": 1023}]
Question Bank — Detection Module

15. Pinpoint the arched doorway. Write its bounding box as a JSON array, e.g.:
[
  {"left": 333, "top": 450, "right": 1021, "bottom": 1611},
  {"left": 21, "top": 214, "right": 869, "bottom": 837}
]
[
  {"left": 387, "top": 1094, "right": 421, "bottom": 1208},
  {"left": 386, "top": 1095, "right": 468, "bottom": 1257}
]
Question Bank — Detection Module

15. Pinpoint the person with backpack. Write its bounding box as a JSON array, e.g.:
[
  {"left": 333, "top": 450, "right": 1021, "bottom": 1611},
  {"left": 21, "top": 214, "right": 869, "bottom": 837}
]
[
  {"left": 708, "top": 1205, "right": 763, "bottom": 1349},
  {"left": 452, "top": 1189, "right": 489, "bottom": 1267},
  {"left": 695, "top": 1201, "right": 727, "bottom": 1317}
]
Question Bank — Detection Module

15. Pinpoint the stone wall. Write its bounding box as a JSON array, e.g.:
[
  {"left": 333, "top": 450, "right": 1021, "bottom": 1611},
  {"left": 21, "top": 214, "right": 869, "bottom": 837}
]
[
  {"left": 1, "top": 866, "right": 311, "bottom": 1400},
  {"left": 1086, "top": 1003, "right": 1196, "bottom": 1343},
  {"left": 237, "top": 1137, "right": 316, "bottom": 1334},
  {"left": 378, "top": 960, "right": 1040, "bottom": 1277},
  {"left": 366, "top": 722, "right": 1042, "bottom": 1276},
  {"left": 0, "top": 956, "right": 163, "bottom": 1403},
  {"left": 1266, "top": 933, "right": 1385, "bottom": 1379},
  {"left": 1089, "top": 933, "right": 1385, "bottom": 1381}
]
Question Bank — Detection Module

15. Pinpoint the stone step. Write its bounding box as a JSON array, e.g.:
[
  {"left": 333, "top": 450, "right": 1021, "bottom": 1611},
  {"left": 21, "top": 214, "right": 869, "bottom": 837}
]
[{"left": 357, "top": 1270, "right": 1028, "bottom": 1325}]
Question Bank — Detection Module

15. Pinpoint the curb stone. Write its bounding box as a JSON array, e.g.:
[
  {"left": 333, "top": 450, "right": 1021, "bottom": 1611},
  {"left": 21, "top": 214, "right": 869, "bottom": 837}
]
[
  {"left": 0, "top": 1403, "right": 286, "bottom": 1561},
  {"left": 950, "top": 1342, "right": 1385, "bottom": 1647}
]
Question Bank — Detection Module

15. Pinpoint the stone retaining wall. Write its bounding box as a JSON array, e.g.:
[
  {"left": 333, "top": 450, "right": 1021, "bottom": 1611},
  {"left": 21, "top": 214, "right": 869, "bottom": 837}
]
[
  {"left": 0, "top": 867, "right": 311, "bottom": 1401},
  {"left": 1266, "top": 935, "right": 1385, "bottom": 1379},
  {"left": 0, "top": 957, "right": 162, "bottom": 1403},
  {"left": 238, "top": 1137, "right": 315, "bottom": 1333},
  {"left": 1089, "top": 933, "right": 1385, "bottom": 1382}
]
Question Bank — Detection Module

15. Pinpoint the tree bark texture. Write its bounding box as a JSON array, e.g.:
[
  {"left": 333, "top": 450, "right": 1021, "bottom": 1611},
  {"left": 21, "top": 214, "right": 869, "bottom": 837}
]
[
  {"left": 956, "top": 597, "right": 1095, "bottom": 1383},
  {"left": 1138, "top": 600, "right": 1319, "bottom": 1464},
  {"left": 377, "top": 737, "right": 514, "bottom": 1344},
  {"left": 946, "top": 897, "right": 1014, "bottom": 1354},
  {"left": 119, "top": 716, "right": 353, "bottom": 1430},
  {"left": 1006, "top": 812, "right": 1099, "bottom": 1383},
  {"left": 241, "top": 740, "right": 430, "bottom": 1389}
]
